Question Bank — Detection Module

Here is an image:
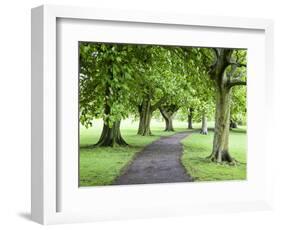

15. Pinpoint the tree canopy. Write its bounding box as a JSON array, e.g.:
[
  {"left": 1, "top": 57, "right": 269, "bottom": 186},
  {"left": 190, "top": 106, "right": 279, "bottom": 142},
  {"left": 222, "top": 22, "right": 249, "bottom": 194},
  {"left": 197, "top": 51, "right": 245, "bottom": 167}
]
[{"left": 79, "top": 42, "right": 247, "bottom": 162}]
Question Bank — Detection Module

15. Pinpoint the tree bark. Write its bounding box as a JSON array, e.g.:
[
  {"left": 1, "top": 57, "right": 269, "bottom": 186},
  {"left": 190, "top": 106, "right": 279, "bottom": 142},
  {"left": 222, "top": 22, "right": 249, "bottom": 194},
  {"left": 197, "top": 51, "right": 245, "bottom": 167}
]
[
  {"left": 159, "top": 107, "right": 175, "bottom": 132},
  {"left": 207, "top": 48, "right": 236, "bottom": 163},
  {"left": 200, "top": 113, "right": 208, "bottom": 135},
  {"left": 207, "top": 48, "right": 247, "bottom": 163},
  {"left": 188, "top": 108, "right": 193, "bottom": 129},
  {"left": 95, "top": 120, "right": 128, "bottom": 147},
  {"left": 137, "top": 98, "right": 152, "bottom": 136},
  {"left": 209, "top": 87, "right": 233, "bottom": 162}
]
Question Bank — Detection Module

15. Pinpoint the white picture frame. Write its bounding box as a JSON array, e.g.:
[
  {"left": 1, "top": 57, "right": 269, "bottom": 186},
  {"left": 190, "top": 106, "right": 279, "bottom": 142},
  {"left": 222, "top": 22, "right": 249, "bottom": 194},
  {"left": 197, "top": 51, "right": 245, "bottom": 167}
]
[{"left": 31, "top": 4, "right": 274, "bottom": 225}]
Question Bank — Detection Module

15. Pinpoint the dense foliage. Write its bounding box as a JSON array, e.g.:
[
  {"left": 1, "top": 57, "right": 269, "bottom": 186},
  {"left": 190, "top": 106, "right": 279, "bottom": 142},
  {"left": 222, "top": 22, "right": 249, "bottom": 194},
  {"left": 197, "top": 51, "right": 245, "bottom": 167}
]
[{"left": 79, "top": 42, "right": 247, "bottom": 162}]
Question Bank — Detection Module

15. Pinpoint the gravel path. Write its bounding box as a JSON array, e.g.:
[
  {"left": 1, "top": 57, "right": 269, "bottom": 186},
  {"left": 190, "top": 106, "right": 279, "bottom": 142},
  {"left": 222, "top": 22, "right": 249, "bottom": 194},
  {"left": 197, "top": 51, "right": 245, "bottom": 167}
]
[{"left": 114, "top": 131, "right": 193, "bottom": 185}]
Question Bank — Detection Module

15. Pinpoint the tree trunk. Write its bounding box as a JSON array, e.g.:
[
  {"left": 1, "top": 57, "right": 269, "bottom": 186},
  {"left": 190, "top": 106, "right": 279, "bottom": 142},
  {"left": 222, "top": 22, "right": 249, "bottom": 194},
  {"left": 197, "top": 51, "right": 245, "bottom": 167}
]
[
  {"left": 95, "top": 70, "right": 128, "bottom": 147},
  {"left": 230, "top": 120, "right": 238, "bottom": 129},
  {"left": 159, "top": 107, "right": 174, "bottom": 132},
  {"left": 163, "top": 116, "right": 174, "bottom": 131},
  {"left": 209, "top": 87, "right": 233, "bottom": 163},
  {"left": 95, "top": 120, "right": 128, "bottom": 147},
  {"left": 200, "top": 113, "right": 208, "bottom": 135},
  {"left": 207, "top": 48, "right": 246, "bottom": 163},
  {"left": 188, "top": 108, "right": 193, "bottom": 129},
  {"left": 137, "top": 98, "right": 152, "bottom": 136}
]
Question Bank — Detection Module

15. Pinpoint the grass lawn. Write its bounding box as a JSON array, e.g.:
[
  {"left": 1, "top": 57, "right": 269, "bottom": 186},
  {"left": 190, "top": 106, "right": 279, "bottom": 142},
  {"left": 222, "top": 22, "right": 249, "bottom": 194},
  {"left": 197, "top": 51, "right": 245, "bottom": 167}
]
[
  {"left": 181, "top": 127, "right": 247, "bottom": 181},
  {"left": 80, "top": 119, "right": 189, "bottom": 186}
]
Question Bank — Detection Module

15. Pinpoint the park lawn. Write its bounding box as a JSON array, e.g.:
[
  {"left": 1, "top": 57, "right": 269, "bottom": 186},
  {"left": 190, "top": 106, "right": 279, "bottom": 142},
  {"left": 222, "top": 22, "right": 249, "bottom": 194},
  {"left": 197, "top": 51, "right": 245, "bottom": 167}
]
[
  {"left": 80, "top": 119, "right": 188, "bottom": 186},
  {"left": 181, "top": 127, "right": 247, "bottom": 181}
]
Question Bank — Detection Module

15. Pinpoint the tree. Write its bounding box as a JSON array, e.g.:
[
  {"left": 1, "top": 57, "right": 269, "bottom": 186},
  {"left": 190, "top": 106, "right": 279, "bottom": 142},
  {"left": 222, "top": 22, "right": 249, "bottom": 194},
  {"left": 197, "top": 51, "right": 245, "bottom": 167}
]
[
  {"left": 133, "top": 46, "right": 169, "bottom": 136},
  {"left": 187, "top": 108, "right": 194, "bottom": 129},
  {"left": 157, "top": 47, "right": 205, "bottom": 133},
  {"left": 200, "top": 113, "right": 208, "bottom": 134},
  {"left": 159, "top": 104, "right": 179, "bottom": 131},
  {"left": 195, "top": 76, "right": 215, "bottom": 135},
  {"left": 197, "top": 90, "right": 215, "bottom": 135},
  {"left": 183, "top": 82, "right": 214, "bottom": 135},
  {"left": 206, "top": 48, "right": 247, "bottom": 162},
  {"left": 79, "top": 43, "right": 140, "bottom": 146},
  {"left": 176, "top": 47, "right": 215, "bottom": 133},
  {"left": 134, "top": 46, "right": 188, "bottom": 135},
  {"left": 137, "top": 95, "right": 163, "bottom": 135}
]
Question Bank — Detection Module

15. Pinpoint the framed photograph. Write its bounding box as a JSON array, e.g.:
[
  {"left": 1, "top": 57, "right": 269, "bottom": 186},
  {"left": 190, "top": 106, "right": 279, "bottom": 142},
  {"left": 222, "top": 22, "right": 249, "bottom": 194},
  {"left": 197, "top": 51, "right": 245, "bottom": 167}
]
[{"left": 31, "top": 5, "right": 274, "bottom": 225}]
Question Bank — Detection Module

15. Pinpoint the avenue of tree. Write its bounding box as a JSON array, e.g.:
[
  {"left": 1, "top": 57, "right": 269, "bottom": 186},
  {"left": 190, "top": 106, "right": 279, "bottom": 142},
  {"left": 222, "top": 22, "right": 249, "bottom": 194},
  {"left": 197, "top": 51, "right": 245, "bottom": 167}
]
[{"left": 79, "top": 42, "right": 247, "bottom": 163}]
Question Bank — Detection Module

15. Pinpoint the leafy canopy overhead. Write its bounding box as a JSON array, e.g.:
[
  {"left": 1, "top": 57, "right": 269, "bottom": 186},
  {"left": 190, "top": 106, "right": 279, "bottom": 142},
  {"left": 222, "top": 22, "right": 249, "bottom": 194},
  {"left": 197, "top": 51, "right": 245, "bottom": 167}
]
[{"left": 79, "top": 43, "right": 247, "bottom": 127}]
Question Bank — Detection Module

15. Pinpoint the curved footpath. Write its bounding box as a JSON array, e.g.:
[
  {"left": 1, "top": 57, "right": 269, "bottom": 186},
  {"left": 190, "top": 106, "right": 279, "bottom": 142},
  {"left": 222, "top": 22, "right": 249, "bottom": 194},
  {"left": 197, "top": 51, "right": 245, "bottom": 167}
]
[{"left": 114, "top": 131, "right": 193, "bottom": 185}]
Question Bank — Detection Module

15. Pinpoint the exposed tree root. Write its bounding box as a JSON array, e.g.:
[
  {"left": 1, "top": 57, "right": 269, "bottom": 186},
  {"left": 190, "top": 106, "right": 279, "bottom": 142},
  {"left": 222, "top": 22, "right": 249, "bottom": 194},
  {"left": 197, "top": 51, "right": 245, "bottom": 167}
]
[
  {"left": 94, "top": 137, "right": 128, "bottom": 147},
  {"left": 207, "top": 151, "right": 238, "bottom": 166},
  {"left": 94, "top": 121, "right": 128, "bottom": 147},
  {"left": 137, "top": 129, "right": 152, "bottom": 136}
]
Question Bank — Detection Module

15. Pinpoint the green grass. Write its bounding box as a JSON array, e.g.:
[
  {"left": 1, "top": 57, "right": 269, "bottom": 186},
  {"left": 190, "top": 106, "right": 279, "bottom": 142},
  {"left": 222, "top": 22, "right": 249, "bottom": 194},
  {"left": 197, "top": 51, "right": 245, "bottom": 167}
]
[
  {"left": 80, "top": 119, "right": 189, "bottom": 186},
  {"left": 80, "top": 119, "right": 247, "bottom": 185},
  {"left": 181, "top": 127, "right": 247, "bottom": 181}
]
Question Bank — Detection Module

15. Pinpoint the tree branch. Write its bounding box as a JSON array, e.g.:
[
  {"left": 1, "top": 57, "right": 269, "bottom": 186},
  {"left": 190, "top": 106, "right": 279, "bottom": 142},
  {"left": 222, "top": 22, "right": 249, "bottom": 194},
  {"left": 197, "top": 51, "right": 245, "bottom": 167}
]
[
  {"left": 226, "top": 64, "right": 237, "bottom": 79},
  {"left": 225, "top": 49, "right": 247, "bottom": 69},
  {"left": 208, "top": 48, "right": 220, "bottom": 80},
  {"left": 160, "top": 104, "right": 179, "bottom": 117},
  {"left": 151, "top": 97, "right": 166, "bottom": 111},
  {"left": 159, "top": 107, "right": 168, "bottom": 119},
  {"left": 229, "top": 62, "right": 247, "bottom": 68},
  {"left": 228, "top": 79, "right": 247, "bottom": 88}
]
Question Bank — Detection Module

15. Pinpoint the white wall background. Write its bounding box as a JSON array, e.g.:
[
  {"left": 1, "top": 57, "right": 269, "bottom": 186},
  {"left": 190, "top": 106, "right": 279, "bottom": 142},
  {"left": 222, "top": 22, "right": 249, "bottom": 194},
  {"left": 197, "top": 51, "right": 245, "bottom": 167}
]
[{"left": 0, "top": 0, "right": 280, "bottom": 229}]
